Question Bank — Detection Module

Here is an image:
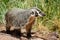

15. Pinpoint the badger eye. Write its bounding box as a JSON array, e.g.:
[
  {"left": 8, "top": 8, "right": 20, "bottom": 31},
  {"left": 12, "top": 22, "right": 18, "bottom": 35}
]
[{"left": 39, "top": 11, "right": 41, "bottom": 13}]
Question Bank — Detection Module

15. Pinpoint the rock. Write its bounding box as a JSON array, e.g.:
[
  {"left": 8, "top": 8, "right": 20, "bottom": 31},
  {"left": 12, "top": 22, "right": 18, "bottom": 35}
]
[{"left": 0, "top": 33, "right": 19, "bottom": 40}]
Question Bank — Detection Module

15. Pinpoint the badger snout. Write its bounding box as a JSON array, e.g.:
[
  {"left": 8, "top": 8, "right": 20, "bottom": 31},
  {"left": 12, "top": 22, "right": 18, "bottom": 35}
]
[{"left": 38, "top": 13, "right": 45, "bottom": 17}]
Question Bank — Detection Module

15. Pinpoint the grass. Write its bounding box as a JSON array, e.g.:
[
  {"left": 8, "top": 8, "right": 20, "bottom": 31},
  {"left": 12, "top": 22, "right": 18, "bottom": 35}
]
[{"left": 0, "top": 0, "right": 60, "bottom": 33}]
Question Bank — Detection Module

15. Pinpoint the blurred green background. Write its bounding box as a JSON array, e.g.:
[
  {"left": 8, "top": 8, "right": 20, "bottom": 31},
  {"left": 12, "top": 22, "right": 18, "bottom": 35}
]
[{"left": 0, "top": 0, "right": 60, "bottom": 33}]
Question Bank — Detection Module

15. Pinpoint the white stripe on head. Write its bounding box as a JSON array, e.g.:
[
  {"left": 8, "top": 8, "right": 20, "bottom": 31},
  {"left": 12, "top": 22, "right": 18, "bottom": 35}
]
[{"left": 36, "top": 10, "right": 43, "bottom": 17}]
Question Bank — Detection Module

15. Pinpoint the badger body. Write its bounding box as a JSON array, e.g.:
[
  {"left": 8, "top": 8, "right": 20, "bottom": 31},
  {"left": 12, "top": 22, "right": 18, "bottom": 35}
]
[
  {"left": 5, "top": 8, "right": 32, "bottom": 29},
  {"left": 5, "top": 7, "right": 45, "bottom": 38}
]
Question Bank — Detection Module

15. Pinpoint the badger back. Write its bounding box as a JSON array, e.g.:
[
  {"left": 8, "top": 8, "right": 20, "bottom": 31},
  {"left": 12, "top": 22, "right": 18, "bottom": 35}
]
[{"left": 5, "top": 8, "right": 32, "bottom": 28}]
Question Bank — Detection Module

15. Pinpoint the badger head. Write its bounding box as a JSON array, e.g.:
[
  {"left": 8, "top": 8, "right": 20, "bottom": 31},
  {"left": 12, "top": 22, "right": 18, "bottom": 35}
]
[{"left": 31, "top": 7, "right": 45, "bottom": 17}]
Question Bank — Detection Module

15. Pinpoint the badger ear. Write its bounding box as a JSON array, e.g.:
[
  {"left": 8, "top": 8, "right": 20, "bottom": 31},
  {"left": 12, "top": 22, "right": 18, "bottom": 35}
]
[
  {"left": 30, "top": 10, "right": 35, "bottom": 16},
  {"left": 30, "top": 9, "right": 35, "bottom": 15},
  {"left": 31, "top": 11, "right": 34, "bottom": 15}
]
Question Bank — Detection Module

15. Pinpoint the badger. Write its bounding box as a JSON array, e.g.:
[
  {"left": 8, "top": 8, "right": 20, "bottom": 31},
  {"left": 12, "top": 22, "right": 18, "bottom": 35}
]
[{"left": 5, "top": 7, "right": 45, "bottom": 38}]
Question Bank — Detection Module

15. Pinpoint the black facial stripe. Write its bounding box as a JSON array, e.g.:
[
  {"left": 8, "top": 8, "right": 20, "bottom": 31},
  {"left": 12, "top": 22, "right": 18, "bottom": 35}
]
[
  {"left": 36, "top": 8, "right": 42, "bottom": 14},
  {"left": 35, "top": 11, "right": 38, "bottom": 17},
  {"left": 39, "top": 11, "right": 41, "bottom": 13}
]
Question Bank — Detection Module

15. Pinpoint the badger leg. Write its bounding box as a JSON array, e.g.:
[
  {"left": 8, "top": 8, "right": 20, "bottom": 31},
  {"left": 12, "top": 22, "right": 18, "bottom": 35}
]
[
  {"left": 26, "top": 24, "right": 32, "bottom": 38},
  {"left": 6, "top": 24, "right": 11, "bottom": 34},
  {"left": 26, "top": 16, "right": 35, "bottom": 38},
  {"left": 13, "top": 28, "right": 21, "bottom": 37}
]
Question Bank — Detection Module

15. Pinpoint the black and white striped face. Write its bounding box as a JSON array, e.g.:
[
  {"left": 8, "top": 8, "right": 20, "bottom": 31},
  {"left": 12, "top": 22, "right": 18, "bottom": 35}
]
[{"left": 31, "top": 7, "right": 45, "bottom": 17}]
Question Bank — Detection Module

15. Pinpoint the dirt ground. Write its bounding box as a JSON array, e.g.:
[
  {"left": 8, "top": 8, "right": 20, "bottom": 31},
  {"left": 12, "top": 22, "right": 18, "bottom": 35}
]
[{"left": 0, "top": 24, "right": 59, "bottom": 40}]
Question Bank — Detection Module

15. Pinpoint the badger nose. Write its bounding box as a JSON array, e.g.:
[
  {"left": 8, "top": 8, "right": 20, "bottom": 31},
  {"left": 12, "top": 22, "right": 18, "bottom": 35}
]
[{"left": 43, "top": 14, "right": 45, "bottom": 16}]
